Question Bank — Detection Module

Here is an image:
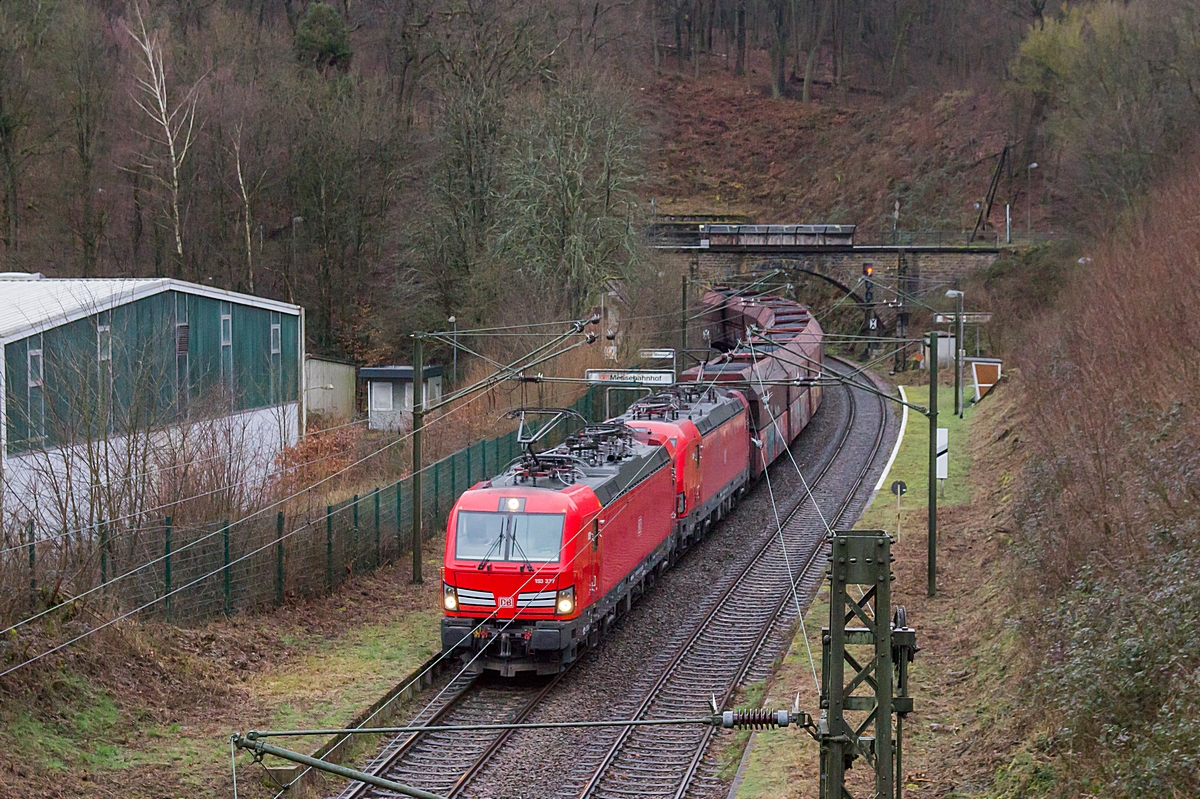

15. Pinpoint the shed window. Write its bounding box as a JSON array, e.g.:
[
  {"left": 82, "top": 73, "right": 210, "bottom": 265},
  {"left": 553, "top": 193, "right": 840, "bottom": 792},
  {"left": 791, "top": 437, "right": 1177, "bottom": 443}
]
[
  {"left": 371, "top": 382, "right": 393, "bottom": 412},
  {"left": 176, "top": 294, "right": 190, "bottom": 418},
  {"left": 269, "top": 312, "right": 282, "bottom": 404},
  {"left": 27, "top": 335, "right": 44, "bottom": 441},
  {"left": 27, "top": 348, "right": 43, "bottom": 387},
  {"left": 97, "top": 324, "right": 112, "bottom": 362},
  {"left": 219, "top": 301, "right": 233, "bottom": 394}
]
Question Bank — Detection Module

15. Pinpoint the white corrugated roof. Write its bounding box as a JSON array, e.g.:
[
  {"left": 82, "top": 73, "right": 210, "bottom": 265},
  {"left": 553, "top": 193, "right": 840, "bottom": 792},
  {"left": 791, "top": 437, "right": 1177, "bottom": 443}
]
[{"left": 0, "top": 276, "right": 301, "bottom": 343}]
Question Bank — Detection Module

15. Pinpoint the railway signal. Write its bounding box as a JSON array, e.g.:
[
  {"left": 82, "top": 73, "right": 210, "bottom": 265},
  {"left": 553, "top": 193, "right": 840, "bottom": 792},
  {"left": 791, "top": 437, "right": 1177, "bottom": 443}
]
[{"left": 861, "top": 263, "right": 876, "bottom": 359}]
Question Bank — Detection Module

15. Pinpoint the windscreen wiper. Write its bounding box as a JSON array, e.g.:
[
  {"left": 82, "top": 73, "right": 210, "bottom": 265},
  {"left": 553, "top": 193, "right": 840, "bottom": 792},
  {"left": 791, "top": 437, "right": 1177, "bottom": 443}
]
[
  {"left": 508, "top": 534, "right": 534, "bottom": 572},
  {"left": 476, "top": 532, "right": 505, "bottom": 570}
]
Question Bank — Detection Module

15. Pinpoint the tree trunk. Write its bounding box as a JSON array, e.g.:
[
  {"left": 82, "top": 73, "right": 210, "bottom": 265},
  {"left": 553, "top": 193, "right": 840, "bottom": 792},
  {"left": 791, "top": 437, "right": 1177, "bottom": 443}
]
[
  {"left": 886, "top": 6, "right": 915, "bottom": 94},
  {"left": 770, "top": 0, "right": 788, "bottom": 98},
  {"left": 834, "top": 0, "right": 845, "bottom": 85},
  {"left": 675, "top": 5, "right": 684, "bottom": 70},
  {"left": 652, "top": 0, "right": 661, "bottom": 69},
  {"left": 803, "top": 0, "right": 833, "bottom": 103},
  {"left": 735, "top": 1, "right": 746, "bottom": 76},
  {"left": 0, "top": 86, "right": 20, "bottom": 255},
  {"left": 77, "top": 141, "right": 97, "bottom": 277}
]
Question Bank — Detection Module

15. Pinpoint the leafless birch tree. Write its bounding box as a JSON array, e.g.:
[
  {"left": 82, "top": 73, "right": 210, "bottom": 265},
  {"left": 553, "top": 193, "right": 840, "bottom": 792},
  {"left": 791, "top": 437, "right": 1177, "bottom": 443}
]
[{"left": 125, "top": 3, "right": 203, "bottom": 272}]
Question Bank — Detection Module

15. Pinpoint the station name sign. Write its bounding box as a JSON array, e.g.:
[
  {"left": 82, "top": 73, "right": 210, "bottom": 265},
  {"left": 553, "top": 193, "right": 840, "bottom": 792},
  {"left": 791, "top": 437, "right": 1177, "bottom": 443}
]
[
  {"left": 585, "top": 370, "right": 675, "bottom": 386},
  {"left": 934, "top": 312, "right": 993, "bottom": 324}
]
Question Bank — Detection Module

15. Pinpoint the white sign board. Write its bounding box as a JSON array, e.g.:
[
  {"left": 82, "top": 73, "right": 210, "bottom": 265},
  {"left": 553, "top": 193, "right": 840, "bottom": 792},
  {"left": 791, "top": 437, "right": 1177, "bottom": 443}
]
[
  {"left": 936, "top": 428, "right": 949, "bottom": 480},
  {"left": 585, "top": 370, "right": 675, "bottom": 386},
  {"left": 934, "top": 312, "right": 993, "bottom": 325},
  {"left": 638, "top": 348, "right": 676, "bottom": 360}
]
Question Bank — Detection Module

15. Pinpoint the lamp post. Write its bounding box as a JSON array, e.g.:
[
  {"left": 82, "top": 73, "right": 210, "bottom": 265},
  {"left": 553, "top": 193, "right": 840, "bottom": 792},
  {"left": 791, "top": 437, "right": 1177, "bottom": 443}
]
[
  {"left": 411, "top": 334, "right": 424, "bottom": 584},
  {"left": 448, "top": 315, "right": 457, "bottom": 385},
  {"left": 927, "top": 331, "right": 939, "bottom": 598},
  {"left": 1027, "top": 162, "right": 1038, "bottom": 234},
  {"left": 288, "top": 216, "right": 303, "bottom": 303},
  {"left": 945, "top": 290, "right": 964, "bottom": 418}
]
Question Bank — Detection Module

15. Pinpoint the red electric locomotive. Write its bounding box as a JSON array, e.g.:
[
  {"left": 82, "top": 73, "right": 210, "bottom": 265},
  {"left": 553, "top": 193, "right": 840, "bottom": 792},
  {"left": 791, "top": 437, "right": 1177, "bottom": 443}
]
[
  {"left": 441, "top": 289, "right": 823, "bottom": 675},
  {"left": 440, "top": 415, "right": 677, "bottom": 675}
]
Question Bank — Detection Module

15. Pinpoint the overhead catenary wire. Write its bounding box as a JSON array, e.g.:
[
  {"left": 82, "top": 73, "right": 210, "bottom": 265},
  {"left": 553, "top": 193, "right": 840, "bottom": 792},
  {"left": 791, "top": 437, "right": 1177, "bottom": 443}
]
[
  {"left": 1, "top": 417, "right": 394, "bottom": 557},
  {"left": 0, "top": 381, "right": 507, "bottom": 642},
  {"left": 1, "top": 331, "right": 598, "bottom": 642},
  {"left": 0, "top": 368, "right": 599, "bottom": 644},
  {"left": 1, "top": 372, "right": 578, "bottom": 677},
  {"left": 263, "top": 429, "right": 671, "bottom": 797},
  {"left": 5, "top": 320, "right": 594, "bottom": 557},
  {"left": 257, "top": 289, "right": 826, "bottom": 792},
  {"left": 745, "top": 342, "right": 825, "bottom": 693}
]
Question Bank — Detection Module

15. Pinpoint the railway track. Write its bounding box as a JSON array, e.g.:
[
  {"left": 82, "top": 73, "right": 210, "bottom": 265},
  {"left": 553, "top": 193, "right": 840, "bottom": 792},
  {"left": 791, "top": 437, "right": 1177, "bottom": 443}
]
[
  {"left": 337, "top": 668, "right": 569, "bottom": 799},
  {"left": 330, "top": 359, "right": 891, "bottom": 799},
  {"left": 568, "top": 358, "right": 890, "bottom": 799}
]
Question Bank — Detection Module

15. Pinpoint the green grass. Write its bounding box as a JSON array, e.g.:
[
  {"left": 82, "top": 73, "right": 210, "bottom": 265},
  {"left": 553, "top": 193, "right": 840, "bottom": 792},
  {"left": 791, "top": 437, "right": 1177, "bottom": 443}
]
[
  {"left": 716, "top": 679, "right": 771, "bottom": 781},
  {"left": 3, "top": 671, "right": 139, "bottom": 773},
  {"left": 858, "top": 385, "right": 973, "bottom": 541},
  {"left": 134, "top": 605, "right": 443, "bottom": 776},
  {"left": 0, "top": 595, "right": 447, "bottom": 795}
]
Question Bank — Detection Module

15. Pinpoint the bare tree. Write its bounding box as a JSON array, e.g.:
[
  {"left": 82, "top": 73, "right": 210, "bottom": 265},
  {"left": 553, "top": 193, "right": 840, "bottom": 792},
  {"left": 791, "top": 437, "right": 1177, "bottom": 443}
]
[
  {"left": 498, "top": 74, "right": 644, "bottom": 317},
  {"left": 230, "top": 124, "right": 265, "bottom": 293},
  {"left": 125, "top": 2, "right": 203, "bottom": 273}
]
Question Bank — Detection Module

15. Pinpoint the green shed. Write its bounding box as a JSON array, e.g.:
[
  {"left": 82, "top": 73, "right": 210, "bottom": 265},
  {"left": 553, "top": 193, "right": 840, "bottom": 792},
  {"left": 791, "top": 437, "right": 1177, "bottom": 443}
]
[{"left": 0, "top": 274, "right": 305, "bottom": 529}]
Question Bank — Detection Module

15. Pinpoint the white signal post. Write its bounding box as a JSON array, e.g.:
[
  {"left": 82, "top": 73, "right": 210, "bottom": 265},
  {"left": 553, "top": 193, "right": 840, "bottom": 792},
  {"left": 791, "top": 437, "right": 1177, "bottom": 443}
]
[{"left": 936, "top": 427, "right": 949, "bottom": 497}]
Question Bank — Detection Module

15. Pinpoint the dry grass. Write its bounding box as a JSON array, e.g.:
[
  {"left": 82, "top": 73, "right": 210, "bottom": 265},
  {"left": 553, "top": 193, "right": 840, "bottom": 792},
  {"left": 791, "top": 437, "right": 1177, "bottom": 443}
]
[{"left": 998, "top": 158, "right": 1200, "bottom": 794}]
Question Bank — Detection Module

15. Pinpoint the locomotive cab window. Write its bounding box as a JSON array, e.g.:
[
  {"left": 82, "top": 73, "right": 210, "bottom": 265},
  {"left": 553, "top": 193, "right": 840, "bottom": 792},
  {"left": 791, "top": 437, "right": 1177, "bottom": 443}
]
[{"left": 455, "top": 510, "right": 564, "bottom": 563}]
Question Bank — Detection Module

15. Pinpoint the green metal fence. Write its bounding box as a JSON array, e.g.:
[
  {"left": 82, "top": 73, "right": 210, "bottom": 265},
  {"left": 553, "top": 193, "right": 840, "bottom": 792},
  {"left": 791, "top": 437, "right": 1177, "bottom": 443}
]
[{"left": 3, "top": 385, "right": 636, "bottom": 626}]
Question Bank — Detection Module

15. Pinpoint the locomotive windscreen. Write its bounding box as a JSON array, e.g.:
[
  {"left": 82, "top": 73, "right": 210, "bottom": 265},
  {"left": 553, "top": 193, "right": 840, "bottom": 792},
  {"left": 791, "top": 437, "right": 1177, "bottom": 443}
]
[{"left": 455, "top": 511, "right": 565, "bottom": 563}]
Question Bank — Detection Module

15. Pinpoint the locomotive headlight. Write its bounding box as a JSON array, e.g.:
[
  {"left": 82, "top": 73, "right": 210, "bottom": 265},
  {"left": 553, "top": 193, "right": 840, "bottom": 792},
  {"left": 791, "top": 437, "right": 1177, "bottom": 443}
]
[
  {"left": 443, "top": 584, "right": 459, "bottom": 611},
  {"left": 555, "top": 586, "right": 576, "bottom": 616}
]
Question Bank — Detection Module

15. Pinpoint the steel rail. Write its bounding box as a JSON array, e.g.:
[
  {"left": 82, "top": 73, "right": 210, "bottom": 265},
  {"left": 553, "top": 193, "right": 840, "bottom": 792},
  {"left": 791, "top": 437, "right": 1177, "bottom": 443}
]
[
  {"left": 339, "top": 671, "right": 480, "bottom": 799},
  {"left": 444, "top": 667, "right": 571, "bottom": 797},
  {"left": 671, "top": 364, "right": 890, "bottom": 798},
  {"left": 574, "top": 358, "right": 889, "bottom": 799},
  {"left": 339, "top": 667, "right": 573, "bottom": 799}
]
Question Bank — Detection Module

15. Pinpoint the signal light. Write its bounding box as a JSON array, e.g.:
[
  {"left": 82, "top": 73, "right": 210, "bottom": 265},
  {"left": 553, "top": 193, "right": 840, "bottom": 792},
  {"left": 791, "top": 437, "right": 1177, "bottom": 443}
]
[{"left": 863, "top": 263, "right": 875, "bottom": 277}]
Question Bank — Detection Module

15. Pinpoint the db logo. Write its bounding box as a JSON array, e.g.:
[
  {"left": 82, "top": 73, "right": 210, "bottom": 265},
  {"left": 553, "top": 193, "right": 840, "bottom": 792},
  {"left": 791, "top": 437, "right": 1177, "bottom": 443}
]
[{"left": 499, "top": 596, "right": 514, "bottom": 608}]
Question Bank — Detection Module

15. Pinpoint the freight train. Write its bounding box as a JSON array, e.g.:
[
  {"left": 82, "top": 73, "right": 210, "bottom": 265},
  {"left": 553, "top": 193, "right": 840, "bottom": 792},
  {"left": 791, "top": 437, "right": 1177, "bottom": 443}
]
[{"left": 440, "top": 289, "right": 823, "bottom": 675}]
